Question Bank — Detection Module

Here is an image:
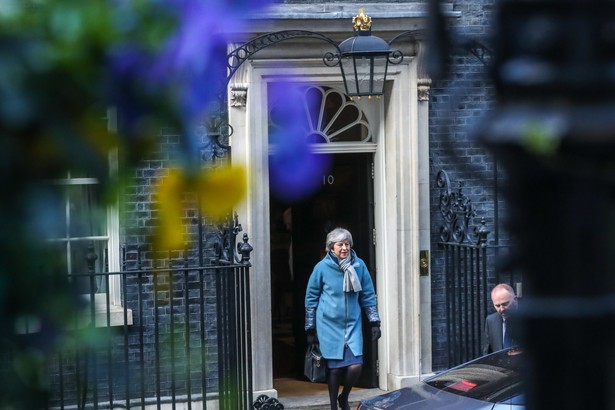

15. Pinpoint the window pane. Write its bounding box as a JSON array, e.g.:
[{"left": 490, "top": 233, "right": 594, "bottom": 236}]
[
  {"left": 425, "top": 349, "right": 525, "bottom": 403},
  {"left": 70, "top": 240, "right": 108, "bottom": 294},
  {"left": 45, "top": 190, "right": 68, "bottom": 239},
  {"left": 268, "top": 85, "right": 373, "bottom": 144},
  {"left": 372, "top": 55, "right": 388, "bottom": 95},
  {"left": 67, "top": 184, "right": 107, "bottom": 237},
  {"left": 67, "top": 169, "right": 96, "bottom": 179},
  {"left": 47, "top": 241, "right": 69, "bottom": 276},
  {"left": 341, "top": 56, "right": 358, "bottom": 95},
  {"left": 356, "top": 56, "right": 372, "bottom": 94}
]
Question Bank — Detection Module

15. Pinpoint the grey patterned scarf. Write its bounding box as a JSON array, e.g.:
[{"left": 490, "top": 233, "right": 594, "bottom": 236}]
[{"left": 338, "top": 254, "right": 362, "bottom": 293}]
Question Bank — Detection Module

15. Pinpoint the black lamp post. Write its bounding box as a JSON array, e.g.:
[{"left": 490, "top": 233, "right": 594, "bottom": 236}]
[{"left": 335, "top": 9, "right": 399, "bottom": 99}]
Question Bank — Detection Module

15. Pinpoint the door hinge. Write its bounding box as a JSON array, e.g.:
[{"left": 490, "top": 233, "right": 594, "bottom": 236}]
[
  {"left": 372, "top": 228, "right": 377, "bottom": 246},
  {"left": 420, "top": 250, "right": 429, "bottom": 276},
  {"left": 376, "top": 359, "right": 380, "bottom": 376},
  {"left": 371, "top": 162, "right": 375, "bottom": 180}
]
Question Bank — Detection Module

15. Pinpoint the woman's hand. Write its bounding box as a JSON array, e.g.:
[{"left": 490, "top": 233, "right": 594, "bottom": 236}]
[
  {"left": 370, "top": 322, "right": 381, "bottom": 341},
  {"left": 306, "top": 328, "right": 319, "bottom": 344}
]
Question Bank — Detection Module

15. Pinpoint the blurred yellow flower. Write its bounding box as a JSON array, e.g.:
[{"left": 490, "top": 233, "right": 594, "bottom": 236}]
[
  {"left": 154, "top": 169, "right": 186, "bottom": 251},
  {"left": 153, "top": 165, "right": 246, "bottom": 250},
  {"left": 198, "top": 165, "right": 246, "bottom": 220}
]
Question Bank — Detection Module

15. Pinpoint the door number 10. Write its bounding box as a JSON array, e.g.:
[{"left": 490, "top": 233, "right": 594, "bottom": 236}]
[{"left": 322, "top": 175, "right": 335, "bottom": 185}]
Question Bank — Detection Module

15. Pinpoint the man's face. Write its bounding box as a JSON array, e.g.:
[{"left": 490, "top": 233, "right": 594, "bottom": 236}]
[{"left": 491, "top": 288, "right": 517, "bottom": 318}]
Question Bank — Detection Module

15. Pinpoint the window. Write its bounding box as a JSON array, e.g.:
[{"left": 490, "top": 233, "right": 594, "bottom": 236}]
[
  {"left": 22, "top": 108, "right": 131, "bottom": 331},
  {"left": 49, "top": 171, "right": 112, "bottom": 291},
  {"left": 47, "top": 166, "right": 129, "bottom": 327},
  {"left": 268, "top": 85, "right": 373, "bottom": 145}
]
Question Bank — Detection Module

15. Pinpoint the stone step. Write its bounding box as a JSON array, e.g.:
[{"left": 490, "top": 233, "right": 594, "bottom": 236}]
[{"left": 274, "top": 388, "right": 384, "bottom": 409}]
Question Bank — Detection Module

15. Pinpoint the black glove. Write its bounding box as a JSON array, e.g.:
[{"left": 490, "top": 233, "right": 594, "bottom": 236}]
[
  {"left": 370, "top": 322, "right": 381, "bottom": 341},
  {"left": 306, "top": 328, "right": 318, "bottom": 345}
]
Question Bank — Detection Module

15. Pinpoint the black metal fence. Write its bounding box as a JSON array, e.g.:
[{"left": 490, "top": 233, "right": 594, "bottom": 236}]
[
  {"left": 5, "top": 221, "right": 255, "bottom": 410},
  {"left": 42, "top": 251, "right": 253, "bottom": 410},
  {"left": 436, "top": 169, "right": 521, "bottom": 368},
  {"left": 439, "top": 242, "right": 518, "bottom": 367}
]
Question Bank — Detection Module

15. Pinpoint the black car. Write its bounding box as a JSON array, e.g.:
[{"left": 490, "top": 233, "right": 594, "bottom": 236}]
[{"left": 358, "top": 348, "right": 525, "bottom": 409}]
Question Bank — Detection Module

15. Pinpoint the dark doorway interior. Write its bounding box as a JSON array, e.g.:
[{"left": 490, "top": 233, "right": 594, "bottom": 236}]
[{"left": 269, "top": 152, "right": 378, "bottom": 389}]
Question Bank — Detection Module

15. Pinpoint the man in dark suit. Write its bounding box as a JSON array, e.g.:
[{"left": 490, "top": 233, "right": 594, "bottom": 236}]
[{"left": 483, "top": 283, "right": 519, "bottom": 355}]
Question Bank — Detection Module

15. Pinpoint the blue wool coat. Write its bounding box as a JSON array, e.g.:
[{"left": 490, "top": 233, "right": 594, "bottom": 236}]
[{"left": 305, "top": 250, "right": 378, "bottom": 360}]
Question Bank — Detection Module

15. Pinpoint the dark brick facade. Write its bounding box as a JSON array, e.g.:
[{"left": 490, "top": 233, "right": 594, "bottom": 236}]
[
  {"left": 117, "top": 131, "right": 225, "bottom": 400},
  {"left": 428, "top": 0, "right": 504, "bottom": 370}
]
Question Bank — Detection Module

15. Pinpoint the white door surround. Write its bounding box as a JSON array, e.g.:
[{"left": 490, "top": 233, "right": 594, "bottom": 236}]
[{"left": 225, "top": 3, "right": 444, "bottom": 397}]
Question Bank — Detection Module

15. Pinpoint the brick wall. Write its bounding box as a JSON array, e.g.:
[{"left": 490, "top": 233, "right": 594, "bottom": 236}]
[
  {"left": 118, "top": 129, "right": 225, "bottom": 398},
  {"left": 428, "top": 0, "right": 504, "bottom": 370}
]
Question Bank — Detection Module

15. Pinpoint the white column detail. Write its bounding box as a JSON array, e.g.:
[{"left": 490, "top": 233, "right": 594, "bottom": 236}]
[{"left": 375, "top": 58, "right": 425, "bottom": 391}]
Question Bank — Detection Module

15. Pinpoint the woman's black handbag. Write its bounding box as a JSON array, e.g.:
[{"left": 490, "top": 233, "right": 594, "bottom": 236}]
[{"left": 304, "top": 343, "right": 326, "bottom": 382}]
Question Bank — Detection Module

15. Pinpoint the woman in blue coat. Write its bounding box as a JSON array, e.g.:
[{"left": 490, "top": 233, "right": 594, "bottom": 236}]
[{"left": 305, "top": 227, "right": 381, "bottom": 410}]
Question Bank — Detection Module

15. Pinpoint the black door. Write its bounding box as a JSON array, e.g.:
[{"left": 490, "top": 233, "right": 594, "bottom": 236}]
[{"left": 269, "top": 152, "right": 378, "bottom": 387}]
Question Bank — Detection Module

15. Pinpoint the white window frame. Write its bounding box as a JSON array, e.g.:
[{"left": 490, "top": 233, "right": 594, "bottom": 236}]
[
  {"left": 95, "top": 107, "right": 132, "bottom": 326},
  {"left": 18, "top": 107, "right": 132, "bottom": 333},
  {"left": 97, "top": 145, "right": 132, "bottom": 327}
]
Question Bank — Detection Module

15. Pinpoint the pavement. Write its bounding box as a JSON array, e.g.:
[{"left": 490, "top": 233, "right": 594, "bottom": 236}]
[{"left": 273, "top": 381, "right": 385, "bottom": 410}]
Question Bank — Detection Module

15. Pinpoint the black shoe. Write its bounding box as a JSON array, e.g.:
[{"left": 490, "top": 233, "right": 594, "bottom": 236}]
[{"left": 338, "top": 395, "right": 350, "bottom": 410}]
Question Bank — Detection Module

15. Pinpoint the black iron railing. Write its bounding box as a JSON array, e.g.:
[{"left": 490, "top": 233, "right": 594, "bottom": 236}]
[
  {"left": 4, "top": 236, "right": 254, "bottom": 410},
  {"left": 0, "top": 209, "right": 264, "bottom": 409},
  {"left": 436, "top": 169, "right": 520, "bottom": 368},
  {"left": 44, "top": 258, "right": 252, "bottom": 410},
  {"left": 439, "top": 242, "right": 517, "bottom": 367}
]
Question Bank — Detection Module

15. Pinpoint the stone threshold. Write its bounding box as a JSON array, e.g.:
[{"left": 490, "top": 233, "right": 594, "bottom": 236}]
[{"left": 279, "top": 388, "right": 385, "bottom": 410}]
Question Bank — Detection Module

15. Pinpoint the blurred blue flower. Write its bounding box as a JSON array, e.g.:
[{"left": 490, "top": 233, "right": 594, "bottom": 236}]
[
  {"left": 106, "top": 0, "right": 274, "bottom": 153},
  {"left": 269, "top": 126, "right": 332, "bottom": 202},
  {"left": 268, "top": 83, "right": 332, "bottom": 201}
]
